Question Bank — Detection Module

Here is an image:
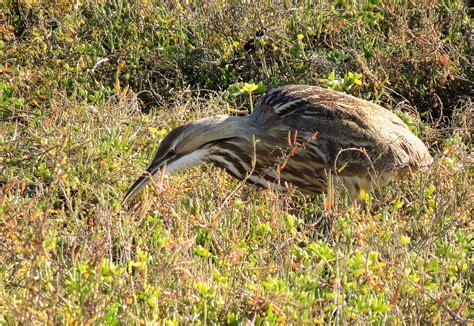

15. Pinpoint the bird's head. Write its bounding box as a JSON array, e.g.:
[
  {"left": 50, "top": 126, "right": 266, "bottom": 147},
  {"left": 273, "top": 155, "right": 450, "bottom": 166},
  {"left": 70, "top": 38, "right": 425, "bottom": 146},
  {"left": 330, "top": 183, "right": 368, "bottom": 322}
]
[{"left": 123, "top": 115, "right": 247, "bottom": 203}]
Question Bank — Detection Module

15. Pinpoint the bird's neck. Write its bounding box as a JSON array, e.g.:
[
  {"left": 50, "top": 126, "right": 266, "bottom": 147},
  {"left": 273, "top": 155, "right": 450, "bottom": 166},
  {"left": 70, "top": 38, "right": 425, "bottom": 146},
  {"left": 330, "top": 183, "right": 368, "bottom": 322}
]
[{"left": 205, "top": 115, "right": 259, "bottom": 140}]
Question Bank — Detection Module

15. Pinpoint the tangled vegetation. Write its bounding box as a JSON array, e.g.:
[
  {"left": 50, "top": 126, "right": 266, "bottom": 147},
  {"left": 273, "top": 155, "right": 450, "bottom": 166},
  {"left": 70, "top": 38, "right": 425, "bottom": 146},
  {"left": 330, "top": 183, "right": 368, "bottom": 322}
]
[{"left": 1, "top": 0, "right": 472, "bottom": 324}]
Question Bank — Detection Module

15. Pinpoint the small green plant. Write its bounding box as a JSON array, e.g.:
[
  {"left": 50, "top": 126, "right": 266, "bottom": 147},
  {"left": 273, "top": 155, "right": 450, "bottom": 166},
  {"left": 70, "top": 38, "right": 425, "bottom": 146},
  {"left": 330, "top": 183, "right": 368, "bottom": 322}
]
[
  {"left": 242, "top": 82, "right": 259, "bottom": 113},
  {"left": 227, "top": 81, "right": 265, "bottom": 112},
  {"left": 319, "top": 71, "right": 364, "bottom": 91}
]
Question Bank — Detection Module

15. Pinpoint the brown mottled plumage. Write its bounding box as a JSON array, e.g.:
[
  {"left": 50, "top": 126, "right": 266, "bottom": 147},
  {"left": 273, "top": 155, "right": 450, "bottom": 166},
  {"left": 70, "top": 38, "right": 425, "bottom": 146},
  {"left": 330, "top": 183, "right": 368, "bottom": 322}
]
[{"left": 123, "top": 85, "right": 432, "bottom": 202}]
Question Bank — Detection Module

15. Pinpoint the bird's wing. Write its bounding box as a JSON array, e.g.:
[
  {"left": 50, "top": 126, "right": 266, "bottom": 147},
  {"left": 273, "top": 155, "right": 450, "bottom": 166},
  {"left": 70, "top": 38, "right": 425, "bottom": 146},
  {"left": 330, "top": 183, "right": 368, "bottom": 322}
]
[
  {"left": 252, "top": 85, "right": 432, "bottom": 174},
  {"left": 254, "top": 85, "right": 395, "bottom": 129}
]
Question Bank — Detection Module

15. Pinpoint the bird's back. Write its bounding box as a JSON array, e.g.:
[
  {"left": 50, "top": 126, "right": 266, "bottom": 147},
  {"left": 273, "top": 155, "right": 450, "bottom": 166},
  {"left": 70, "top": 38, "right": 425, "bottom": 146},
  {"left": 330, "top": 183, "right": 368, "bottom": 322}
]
[{"left": 251, "top": 85, "right": 432, "bottom": 178}]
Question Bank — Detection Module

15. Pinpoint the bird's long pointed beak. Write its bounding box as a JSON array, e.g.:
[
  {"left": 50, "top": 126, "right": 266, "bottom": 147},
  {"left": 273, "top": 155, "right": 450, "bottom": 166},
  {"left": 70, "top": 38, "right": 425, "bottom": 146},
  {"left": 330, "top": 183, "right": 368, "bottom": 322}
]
[{"left": 122, "top": 158, "right": 165, "bottom": 204}]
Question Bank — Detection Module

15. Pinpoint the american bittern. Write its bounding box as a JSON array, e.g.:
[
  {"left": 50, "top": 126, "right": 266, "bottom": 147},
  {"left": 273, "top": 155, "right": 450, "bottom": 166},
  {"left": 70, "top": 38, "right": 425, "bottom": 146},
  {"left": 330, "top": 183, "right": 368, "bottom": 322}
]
[{"left": 123, "top": 85, "right": 432, "bottom": 202}]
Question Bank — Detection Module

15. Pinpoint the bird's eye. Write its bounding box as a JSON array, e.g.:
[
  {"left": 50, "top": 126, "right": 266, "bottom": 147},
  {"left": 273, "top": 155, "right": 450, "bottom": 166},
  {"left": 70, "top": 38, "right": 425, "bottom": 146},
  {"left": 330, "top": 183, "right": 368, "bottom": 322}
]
[{"left": 168, "top": 149, "right": 176, "bottom": 157}]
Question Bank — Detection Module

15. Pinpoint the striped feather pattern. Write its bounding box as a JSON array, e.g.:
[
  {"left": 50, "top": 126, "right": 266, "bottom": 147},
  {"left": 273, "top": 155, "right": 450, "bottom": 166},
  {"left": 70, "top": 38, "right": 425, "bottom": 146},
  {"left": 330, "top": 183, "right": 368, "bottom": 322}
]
[
  {"left": 208, "top": 85, "right": 432, "bottom": 197},
  {"left": 125, "top": 85, "right": 433, "bottom": 201}
]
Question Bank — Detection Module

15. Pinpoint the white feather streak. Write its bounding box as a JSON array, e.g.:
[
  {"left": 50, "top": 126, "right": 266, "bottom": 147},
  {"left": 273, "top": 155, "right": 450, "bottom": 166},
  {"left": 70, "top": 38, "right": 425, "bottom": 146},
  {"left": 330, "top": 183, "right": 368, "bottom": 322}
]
[
  {"left": 274, "top": 99, "right": 304, "bottom": 113},
  {"left": 208, "top": 155, "right": 243, "bottom": 179},
  {"left": 163, "top": 149, "right": 208, "bottom": 174}
]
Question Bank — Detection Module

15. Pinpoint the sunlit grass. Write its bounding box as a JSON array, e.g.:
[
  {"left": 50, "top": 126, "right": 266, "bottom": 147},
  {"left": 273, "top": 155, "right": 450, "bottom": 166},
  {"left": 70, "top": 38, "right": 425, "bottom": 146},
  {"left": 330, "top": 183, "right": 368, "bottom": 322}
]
[{"left": 1, "top": 0, "right": 472, "bottom": 324}]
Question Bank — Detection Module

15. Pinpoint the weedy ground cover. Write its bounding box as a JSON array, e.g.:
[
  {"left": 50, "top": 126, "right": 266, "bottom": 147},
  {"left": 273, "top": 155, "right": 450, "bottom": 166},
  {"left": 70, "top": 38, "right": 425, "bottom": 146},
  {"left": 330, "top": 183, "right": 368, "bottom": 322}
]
[{"left": 1, "top": 0, "right": 472, "bottom": 324}]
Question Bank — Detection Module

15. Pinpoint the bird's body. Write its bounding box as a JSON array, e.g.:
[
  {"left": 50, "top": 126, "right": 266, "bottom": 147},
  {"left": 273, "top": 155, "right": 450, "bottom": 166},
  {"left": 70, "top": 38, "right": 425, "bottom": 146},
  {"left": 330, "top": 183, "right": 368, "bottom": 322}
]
[{"left": 124, "top": 85, "right": 432, "bottom": 202}]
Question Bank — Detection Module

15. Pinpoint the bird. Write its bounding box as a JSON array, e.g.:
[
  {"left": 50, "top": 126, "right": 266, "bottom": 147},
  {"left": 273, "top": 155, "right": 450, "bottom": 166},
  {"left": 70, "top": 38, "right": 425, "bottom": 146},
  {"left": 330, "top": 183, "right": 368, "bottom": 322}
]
[{"left": 123, "top": 85, "right": 433, "bottom": 203}]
